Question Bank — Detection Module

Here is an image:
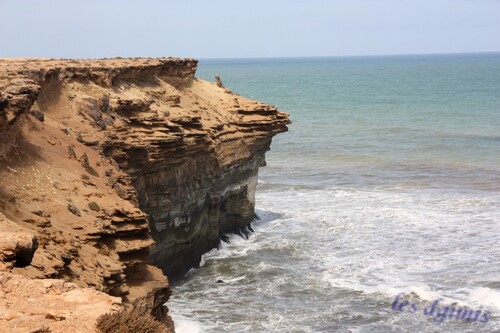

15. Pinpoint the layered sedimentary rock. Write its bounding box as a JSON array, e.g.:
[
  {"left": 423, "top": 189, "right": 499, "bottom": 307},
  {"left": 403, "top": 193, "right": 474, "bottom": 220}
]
[{"left": 0, "top": 57, "right": 289, "bottom": 331}]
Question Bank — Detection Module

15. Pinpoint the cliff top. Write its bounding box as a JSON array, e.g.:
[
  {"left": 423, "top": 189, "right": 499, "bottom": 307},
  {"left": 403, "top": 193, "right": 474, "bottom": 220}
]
[{"left": 0, "top": 57, "right": 196, "bottom": 71}]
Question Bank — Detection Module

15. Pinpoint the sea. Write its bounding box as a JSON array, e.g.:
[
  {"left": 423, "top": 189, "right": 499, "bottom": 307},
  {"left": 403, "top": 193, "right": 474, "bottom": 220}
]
[{"left": 168, "top": 53, "right": 500, "bottom": 333}]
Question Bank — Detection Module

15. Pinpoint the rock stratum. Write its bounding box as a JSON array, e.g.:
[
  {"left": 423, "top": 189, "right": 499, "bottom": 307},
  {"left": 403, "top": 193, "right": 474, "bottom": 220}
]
[{"left": 0, "top": 57, "right": 289, "bottom": 332}]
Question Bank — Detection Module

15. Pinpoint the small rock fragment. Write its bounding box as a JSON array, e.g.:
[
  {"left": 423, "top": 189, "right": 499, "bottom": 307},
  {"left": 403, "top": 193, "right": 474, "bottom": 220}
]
[
  {"left": 113, "top": 183, "right": 127, "bottom": 199},
  {"left": 106, "top": 176, "right": 116, "bottom": 187},
  {"left": 81, "top": 153, "right": 99, "bottom": 177},
  {"left": 53, "top": 181, "right": 67, "bottom": 190},
  {"left": 46, "top": 137, "right": 57, "bottom": 145},
  {"left": 81, "top": 175, "right": 96, "bottom": 187},
  {"left": 67, "top": 203, "right": 81, "bottom": 217},
  {"left": 88, "top": 201, "right": 100, "bottom": 212},
  {"left": 31, "top": 210, "right": 44, "bottom": 217},
  {"left": 30, "top": 109, "right": 45, "bottom": 122},
  {"left": 67, "top": 145, "right": 77, "bottom": 160}
]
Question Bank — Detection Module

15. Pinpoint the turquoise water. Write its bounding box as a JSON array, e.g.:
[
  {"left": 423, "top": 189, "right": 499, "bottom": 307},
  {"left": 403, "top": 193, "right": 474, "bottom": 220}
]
[{"left": 169, "top": 54, "right": 500, "bottom": 332}]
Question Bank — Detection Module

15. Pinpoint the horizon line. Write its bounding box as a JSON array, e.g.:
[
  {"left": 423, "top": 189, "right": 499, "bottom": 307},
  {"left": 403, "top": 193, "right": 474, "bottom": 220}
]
[
  {"left": 198, "top": 51, "right": 500, "bottom": 61},
  {"left": 1, "top": 51, "right": 499, "bottom": 62}
]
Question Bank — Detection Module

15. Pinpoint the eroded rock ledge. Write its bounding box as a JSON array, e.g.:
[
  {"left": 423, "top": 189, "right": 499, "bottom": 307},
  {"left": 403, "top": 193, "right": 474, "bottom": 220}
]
[{"left": 0, "top": 57, "right": 289, "bottom": 331}]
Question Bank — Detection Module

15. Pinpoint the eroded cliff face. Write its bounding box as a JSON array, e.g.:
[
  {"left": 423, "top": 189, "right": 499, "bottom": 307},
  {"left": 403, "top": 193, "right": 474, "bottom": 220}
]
[
  {"left": 100, "top": 69, "right": 289, "bottom": 279},
  {"left": 0, "top": 57, "right": 289, "bottom": 331}
]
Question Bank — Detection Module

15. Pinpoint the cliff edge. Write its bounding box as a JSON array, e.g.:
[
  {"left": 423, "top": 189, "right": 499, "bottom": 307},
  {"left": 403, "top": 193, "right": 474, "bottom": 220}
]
[{"left": 0, "top": 57, "right": 289, "bottom": 332}]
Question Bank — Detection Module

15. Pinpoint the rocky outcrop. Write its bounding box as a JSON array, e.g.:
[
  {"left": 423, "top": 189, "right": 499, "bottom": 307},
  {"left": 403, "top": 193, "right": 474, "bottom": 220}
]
[
  {"left": 0, "top": 231, "right": 38, "bottom": 270},
  {"left": 0, "top": 57, "right": 289, "bottom": 331},
  {"left": 98, "top": 76, "right": 289, "bottom": 279},
  {"left": 0, "top": 271, "right": 121, "bottom": 333}
]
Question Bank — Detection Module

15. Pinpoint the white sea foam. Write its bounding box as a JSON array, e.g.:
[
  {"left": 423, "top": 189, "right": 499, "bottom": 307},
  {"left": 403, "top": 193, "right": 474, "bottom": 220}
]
[
  {"left": 171, "top": 315, "right": 205, "bottom": 333},
  {"left": 169, "top": 55, "right": 500, "bottom": 333},
  {"left": 170, "top": 184, "right": 499, "bottom": 332},
  {"left": 462, "top": 287, "right": 500, "bottom": 311}
]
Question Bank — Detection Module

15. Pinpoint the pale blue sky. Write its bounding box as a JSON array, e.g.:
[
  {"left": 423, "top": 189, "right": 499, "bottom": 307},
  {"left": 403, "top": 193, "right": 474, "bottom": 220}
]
[{"left": 0, "top": 0, "right": 499, "bottom": 58}]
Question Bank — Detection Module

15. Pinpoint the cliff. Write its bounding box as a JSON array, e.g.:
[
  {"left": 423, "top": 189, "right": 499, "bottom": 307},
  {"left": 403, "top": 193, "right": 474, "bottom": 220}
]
[{"left": 0, "top": 57, "right": 289, "bottom": 332}]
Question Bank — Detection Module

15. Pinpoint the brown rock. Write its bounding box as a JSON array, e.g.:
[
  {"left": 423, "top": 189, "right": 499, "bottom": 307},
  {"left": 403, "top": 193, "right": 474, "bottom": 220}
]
[
  {"left": 67, "top": 144, "right": 77, "bottom": 160},
  {"left": 0, "top": 232, "right": 38, "bottom": 268},
  {"left": 81, "top": 153, "right": 99, "bottom": 177},
  {"left": 30, "top": 109, "right": 45, "bottom": 122},
  {"left": 113, "top": 183, "right": 127, "bottom": 199},
  {"left": 67, "top": 203, "right": 81, "bottom": 217},
  {"left": 88, "top": 201, "right": 100, "bottom": 212}
]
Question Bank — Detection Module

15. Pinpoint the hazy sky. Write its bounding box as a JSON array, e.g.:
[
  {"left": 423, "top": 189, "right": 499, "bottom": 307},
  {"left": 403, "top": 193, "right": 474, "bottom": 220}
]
[{"left": 1, "top": 0, "right": 499, "bottom": 58}]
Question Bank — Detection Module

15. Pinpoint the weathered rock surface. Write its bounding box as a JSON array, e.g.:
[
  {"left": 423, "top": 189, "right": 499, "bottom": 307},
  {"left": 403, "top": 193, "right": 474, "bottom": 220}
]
[
  {"left": 0, "top": 57, "right": 289, "bottom": 331},
  {"left": 0, "top": 271, "right": 121, "bottom": 333},
  {"left": 0, "top": 231, "right": 38, "bottom": 270}
]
